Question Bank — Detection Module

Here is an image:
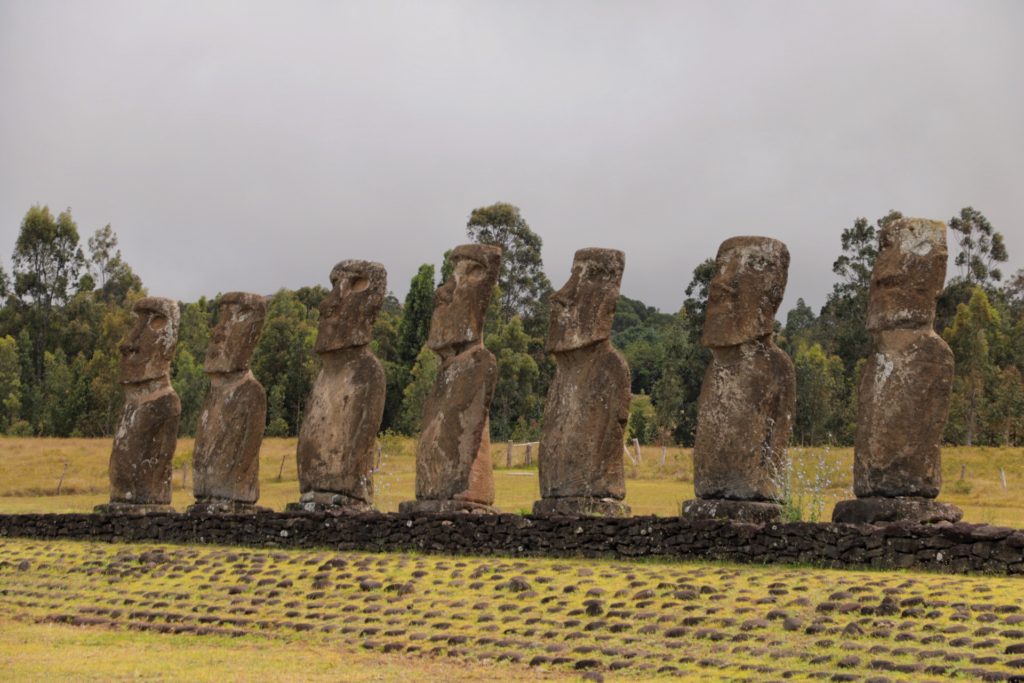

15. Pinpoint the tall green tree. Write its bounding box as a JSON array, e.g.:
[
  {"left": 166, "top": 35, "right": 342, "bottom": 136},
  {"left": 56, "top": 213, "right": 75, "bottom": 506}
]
[
  {"left": 466, "top": 202, "right": 552, "bottom": 335},
  {"left": 396, "top": 344, "right": 438, "bottom": 434},
  {"left": 396, "top": 264, "right": 436, "bottom": 366},
  {"left": 251, "top": 289, "right": 319, "bottom": 435},
  {"left": 792, "top": 342, "right": 847, "bottom": 445},
  {"left": 0, "top": 335, "right": 22, "bottom": 431},
  {"left": 87, "top": 225, "right": 142, "bottom": 303},
  {"left": 950, "top": 206, "right": 1007, "bottom": 289},
  {"left": 11, "top": 206, "right": 87, "bottom": 383},
  {"left": 485, "top": 317, "right": 541, "bottom": 441},
  {"left": 943, "top": 287, "right": 1000, "bottom": 446}
]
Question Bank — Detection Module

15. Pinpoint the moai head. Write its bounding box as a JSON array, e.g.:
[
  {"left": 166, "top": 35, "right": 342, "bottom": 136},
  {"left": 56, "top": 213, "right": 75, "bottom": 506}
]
[
  {"left": 204, "top": 292, "right": 268, "bottom": 373},
  {"left": 866, "top": 217, "right": 947, "bottom": 332},
  {"left": 547, "top": 248, "right": 625, "bottom": 353},
  {"left": 702, "top": 236, "right": 789, "bottom": 348},
  {"left": 427, "top": 244, "right": 502, "bottom": 353},
  {"left": 314, "top": 260, "right": 387, "bottom": 354},
  {"left": 119, "top": 297, "right": 180, "bottom": 384}
]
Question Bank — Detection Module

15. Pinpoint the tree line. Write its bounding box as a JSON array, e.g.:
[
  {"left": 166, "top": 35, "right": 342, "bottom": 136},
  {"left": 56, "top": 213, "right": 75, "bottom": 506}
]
[{"left": 0, "top": 203, "right": 1021, "bottom": 447}]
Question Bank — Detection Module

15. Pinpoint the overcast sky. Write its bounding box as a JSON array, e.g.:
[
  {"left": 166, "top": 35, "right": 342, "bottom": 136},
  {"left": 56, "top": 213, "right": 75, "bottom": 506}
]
[{"left": 1, "top": 0, "right": 1021, "bottom": 315}]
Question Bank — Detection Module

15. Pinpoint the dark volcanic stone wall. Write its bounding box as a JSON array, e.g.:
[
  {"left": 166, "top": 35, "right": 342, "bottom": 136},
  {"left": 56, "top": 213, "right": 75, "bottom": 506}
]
[{"left": 1, "top": 512, "right": 1022, "bottom": 575}]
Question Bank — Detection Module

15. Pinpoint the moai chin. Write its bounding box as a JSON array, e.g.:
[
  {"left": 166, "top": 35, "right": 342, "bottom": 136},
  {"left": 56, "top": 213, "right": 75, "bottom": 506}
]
[
  {"left": 682, "top": 236, "right": 796, "bottom": 523},
  {"left": 96, "top": 297, "right": 182, "bottom": 514},
  {"left": 534, "top": 248, "right": 631, "bottom": 517},
  {"left": 833, "top": 218, "right": 961, "bottom": 524},
  {"left": 188, "top": 292, "right": 269, "bottom": 515},
  {"left": 290, "top": 260, "right": 388, "bottom": 512},
  {"left": 399, "top": 244, "right": 502, "bottom": 514}
]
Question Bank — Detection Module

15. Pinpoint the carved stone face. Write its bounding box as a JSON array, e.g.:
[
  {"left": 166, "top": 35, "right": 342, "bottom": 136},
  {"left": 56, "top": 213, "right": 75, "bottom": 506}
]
[
  {"left": 702, "top": 236, "right": 789, "bottom": 348},
  {"left": 547, "top": 248, "right": 624, "bottom": 353},
  {"left": 204, "top": 292, "right": 267, "bottom": 373},
  {"left": 315, "top": 260, "right": 387, "bottom": 353},
  {"left": 866, "top": 217, "right": 947, "bottom": 332},
  {"left": 427, "top": 244, "right": 502, "bottom": 353},
  {"left": 119, "top": 297, "right": 180, "bottom": 384}
]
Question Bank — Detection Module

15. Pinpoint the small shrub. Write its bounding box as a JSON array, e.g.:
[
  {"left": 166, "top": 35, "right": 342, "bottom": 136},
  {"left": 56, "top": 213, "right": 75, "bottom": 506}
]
[
  {"left": 7, "top": 419, "right": 34, "bottom": 436},
  {"left": 266, "top": 417, "right": 290, "bottom": 437},
  {"left": 951, "top": 479, "right": 972, "bottom": 495}
]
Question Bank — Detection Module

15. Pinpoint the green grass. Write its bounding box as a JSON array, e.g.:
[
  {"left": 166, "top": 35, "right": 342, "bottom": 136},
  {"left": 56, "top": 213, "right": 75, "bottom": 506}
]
[{"left": 3, "top": 537, "right": 1024, "bottom": 680}]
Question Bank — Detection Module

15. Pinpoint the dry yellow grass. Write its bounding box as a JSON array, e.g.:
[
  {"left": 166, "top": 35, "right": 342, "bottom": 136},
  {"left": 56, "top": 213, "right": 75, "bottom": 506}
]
[{"left": 0, "top": 436, "right": 1020, "bottom": 525}]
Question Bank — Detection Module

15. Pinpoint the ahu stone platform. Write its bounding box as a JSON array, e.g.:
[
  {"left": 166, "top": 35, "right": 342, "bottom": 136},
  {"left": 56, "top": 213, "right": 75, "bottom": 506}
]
[{"left": 1, "top": 512, "right": 1022, "bottom": 576}]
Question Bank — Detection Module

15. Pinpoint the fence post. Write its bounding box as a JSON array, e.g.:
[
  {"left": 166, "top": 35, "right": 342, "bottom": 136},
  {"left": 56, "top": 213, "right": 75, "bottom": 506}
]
[
  {"left": 959, "top": 463, "right": 966, "bottom": 481},
  {"left": 525, "top": 443, "right": 532, "bottom": 467},
  {"left": 506, "top": 442, "right": 513, "bottom": 468},
  {"left": 660, "top": 446, "right": 667, "bottom": 467},
  {"left": 1001, "top": 468, "right": 1008, "bottom": 490},
  {"left": 56, "top": 461, "right": 68, "bottom": 496},
  {"left": 278, "top": 453, "right": 288, "bottom": 482}
]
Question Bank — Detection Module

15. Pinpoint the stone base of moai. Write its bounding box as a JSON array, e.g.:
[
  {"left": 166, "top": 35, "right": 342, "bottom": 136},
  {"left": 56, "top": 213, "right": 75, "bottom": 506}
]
[
  {"left": 93, "top": 502, "right": 175, "bottom": 515},
  {"left": 285, "top": 491, "right": 374, "bottom": 514},
  {"left": 398, "top": 499, "right": 497, "bottom": 515},
  {"left": 832, "top": 497, "right": 962, "bottom": 524},
  {"left": 186, "top": 499, "right": 271, "bottom": 516},
  {"left": 532, "top": 497, "right": 630, "bottom": 518},
  {"left": 682, "top": 498, "right": 782, "bottom": 524}
]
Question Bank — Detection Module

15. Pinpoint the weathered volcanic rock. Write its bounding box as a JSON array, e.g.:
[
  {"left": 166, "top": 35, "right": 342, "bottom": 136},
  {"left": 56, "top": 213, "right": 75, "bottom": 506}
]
[
  {"left": 536, "top": 247, "right": 630, "bottom": 517},
  {"left": 99, "top": 297, "right": 181, "bottom": 512},
  {"left": 691, "top": 341, "right": 796, "bottom": 502},
  {"left": 536, "top": 341, "right": 630, "bottom": 512},
  {"left": 296, "top": 347, "right": 386, "bottom": 510},
  {"left": 293, "top": 261, "right": 387, "bottom": 512},
  {"left": 853, "top": 329, "right": 954, "bottom": 499},
  {"left": 700, "top": 237, "right": 790, "bottom": 349},
  {"left": 425, "top": 244, "right": 502, "bottom": 352},
  {"left": 191, "top": 372, "right": 267, "bottom": 509},
  {"left": 866, "top": 217, "right": 948, "bottom": 332},
  {"left": 685, "top": 237, "right": 795, "bottom": 521},
  {"left": 832, "top": 497, "right": 962, "bottom": 524},
  {"left": 402, "top": 244, "right": 502, "bottom": 514},
  {"left": 681, "top": 499, "right": 783, "bottom": 524},
  {"left": 191, "top": 292, "right": 267, "bottom": 512},
  {"left": 404, "top": 344, "right": 498, "bottom": 510},
  {"left": 835, "top": 217, "right": 959, "bottom": 524}
]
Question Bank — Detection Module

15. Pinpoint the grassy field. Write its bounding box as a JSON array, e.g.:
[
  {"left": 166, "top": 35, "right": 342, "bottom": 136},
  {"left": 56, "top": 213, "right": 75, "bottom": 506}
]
[
  {"left": 0, "top": 436, "right": 1021, "bottom": 525},
  {"left": 2, "top": 439, "right": 1024, "bottom": 680},
  {"left": 3, "top": 537, "right": 1024, "bottom": 681}
]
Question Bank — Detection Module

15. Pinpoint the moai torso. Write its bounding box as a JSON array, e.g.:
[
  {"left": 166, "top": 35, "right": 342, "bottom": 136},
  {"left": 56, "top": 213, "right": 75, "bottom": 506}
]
[
  {"left": 404, "top": 244, "right": 502, "bottom": 512},
  {"left": 294, "top": 261, "right": 387, "bottom": 510},
  {"left": 693, "top": 340, "right": 795, "bottom": 500},
  {"left": 298, "top": 346, "right": 386, "bottom": 503},
  {"left": 104, "top": 297, "right": 181, "bottom": 510},
  {"left": 537, "top": 248, "right": 631, "bottom": 507},
  {"left": 854, "top": 329, "right": 953, "bottom": 497},
  {"left": 692, "top": 237, "right": 795, "bottom": 505},
  {"left": 192, "top": 293, "right": 268, "bottom": 507},
  {"left": 539, "top": 340, "right": 630, "bottom": 499},
  {"left": 109, "top": 380, "right": 181, "bottom": 505},
  {"left": 854, "top": 218, "right": 955, "bottom": 499},
  {"left": 414, "top": 344, "right": 497, "bottom": 503}
]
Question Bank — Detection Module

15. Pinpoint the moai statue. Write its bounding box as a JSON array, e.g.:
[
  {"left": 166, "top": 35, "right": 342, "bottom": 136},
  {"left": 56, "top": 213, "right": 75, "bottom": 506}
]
[
  {"left": 833, "top": 218, "right": 961, "bottom": 523},
  {"left": 399, "top": 244, "right": 502, "bottom": 514},
  {"left": 188, "top": 292, "right": 268, "bottom": 515},
  {"left": 291, "top": 261, "right": 388, "bottom": 512},
  {"left": 682, "top": 237, "right": 796, "bottom": 523},
  {"left": 534, "top": 248, "right": 631, "bottom": 517},
  {"left": 96, "top": 297, "right": 181, "bottom": 514}
]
